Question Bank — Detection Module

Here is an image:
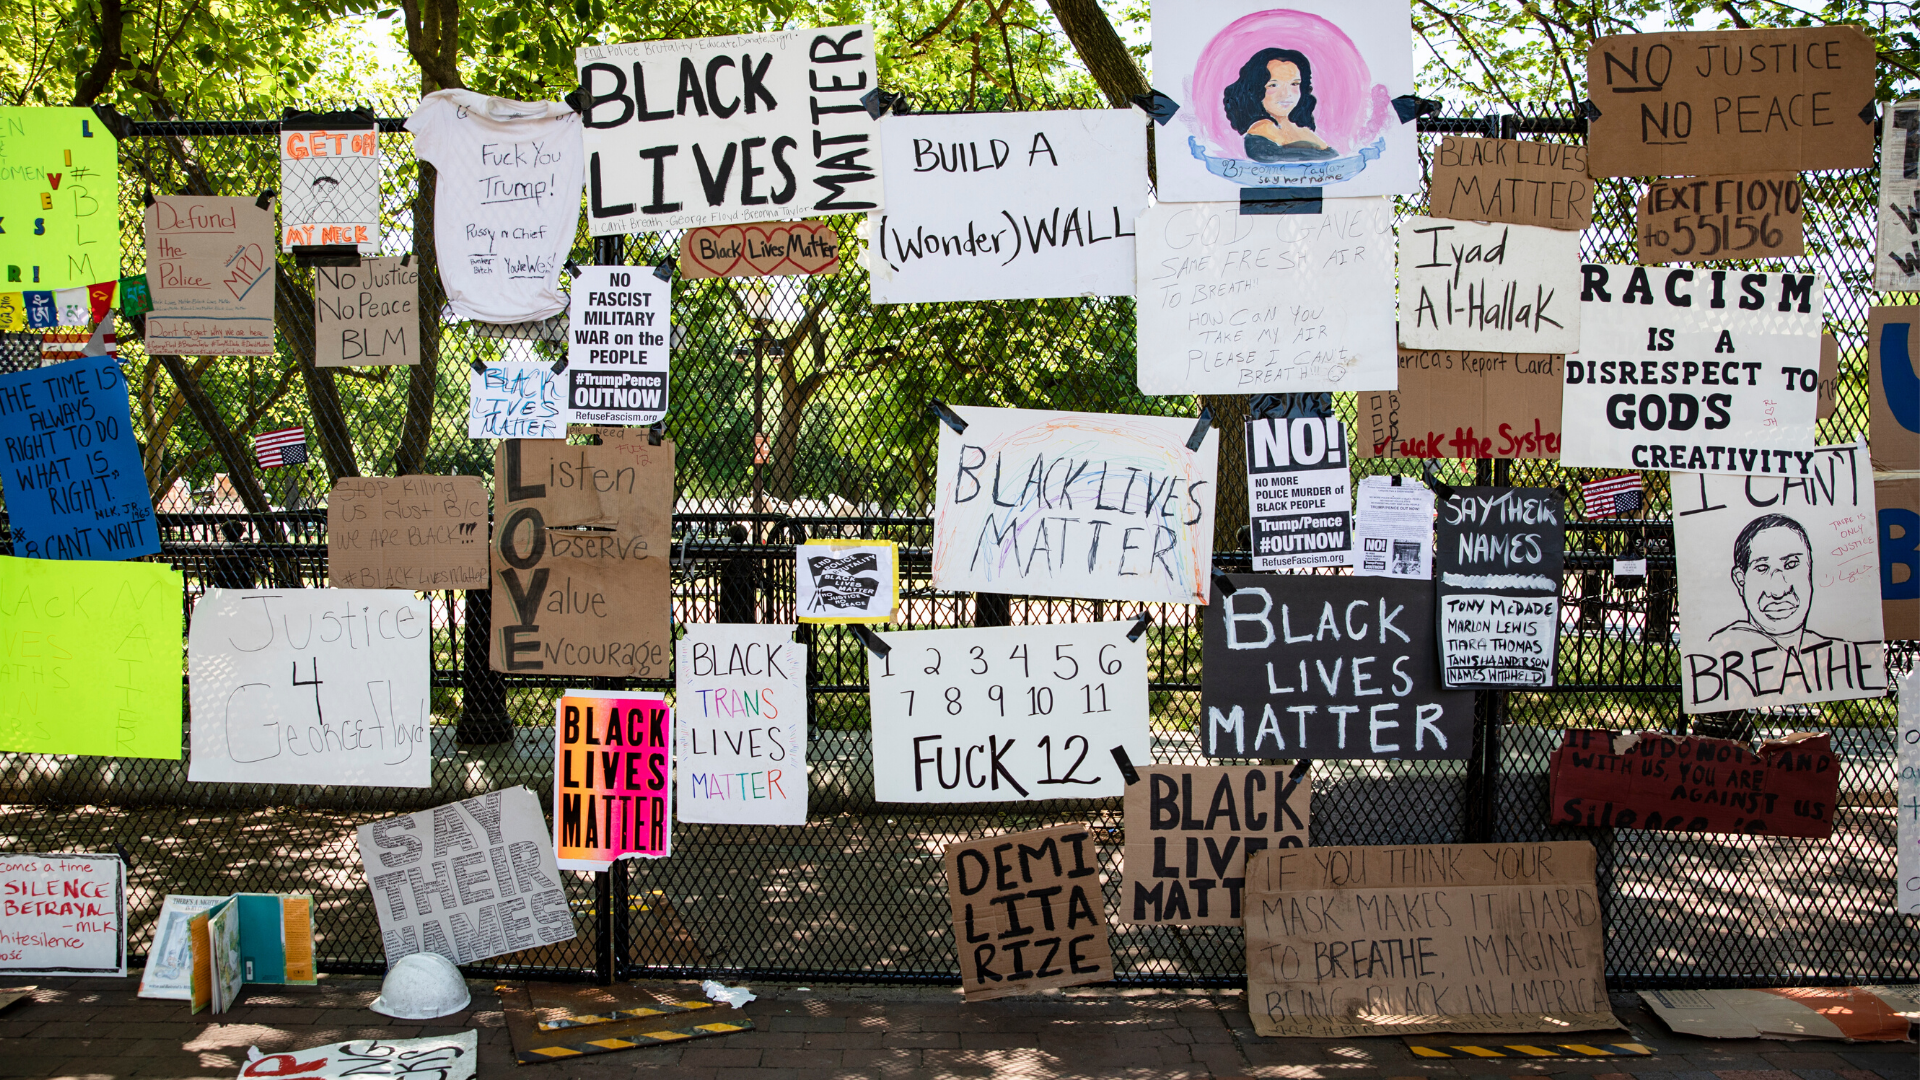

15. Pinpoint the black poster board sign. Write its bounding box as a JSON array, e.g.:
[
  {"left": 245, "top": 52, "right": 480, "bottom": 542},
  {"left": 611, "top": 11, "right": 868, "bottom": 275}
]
[
  {"left": 1200, "top": 577, "right": 1473, "bottom": 760},
  {"left": 1434, "top": 487, "right": 1565, "bottom": 688}
]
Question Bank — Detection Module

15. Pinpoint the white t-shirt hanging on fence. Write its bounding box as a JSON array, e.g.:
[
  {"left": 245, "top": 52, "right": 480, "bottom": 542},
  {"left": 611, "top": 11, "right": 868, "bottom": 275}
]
[{"left": 406, "top": 91, "right": 584, "bottom": 324}]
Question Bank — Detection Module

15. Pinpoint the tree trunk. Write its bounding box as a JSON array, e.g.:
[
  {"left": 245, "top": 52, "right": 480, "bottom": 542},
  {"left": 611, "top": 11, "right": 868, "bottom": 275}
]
[
  {"left": 1046, "top": 0, "right": 1148, "bottom": 105},
  {"left": 155, "top": 354, "right": 277, "bottom": 516},
  {"left": 391, "top": 161, "right": 443, "bottom": 476},
  {"left": 275, "top": 272, "right": 361, "bottom": 482},
  {"left": 1206, "top": 395, "right": 1249, "bottom": 552}
]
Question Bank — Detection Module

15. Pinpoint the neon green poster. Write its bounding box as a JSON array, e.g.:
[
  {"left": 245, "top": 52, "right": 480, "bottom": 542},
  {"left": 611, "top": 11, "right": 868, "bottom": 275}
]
[
  {"left": 0, "top": 555, "right": 183, "bottom": 758},
  {"left": 0, "top": 107, "right": 120, "bottom": 291}
]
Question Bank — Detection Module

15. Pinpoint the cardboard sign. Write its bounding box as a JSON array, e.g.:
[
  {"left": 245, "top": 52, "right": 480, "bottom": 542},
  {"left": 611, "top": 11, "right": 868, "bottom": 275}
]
[
  {"left": 1559, "top": 265, "right": 1822, "bottom": 474},
  {"left": 1674, "top": 442, "right": 1885, "bottom": 714},
  {"left": 1427, "top": 136, "right": 1590, "bottom": 230},
  {"left": 869, "top": 622, "right": 1150, "bottom": 803},
  {"left": 1200, "top": 576, "right": 1473, "bottom": 760},
  {"left": 1898, "top": 672, "right": 1918, "bottom": 915},
  {"left": 1150, "top": 0, "right": 1421, "bottom": 201},
  {"left": 1877, "top": 99, "right": 1919, "bottom": 292},
  {"left": 327, "top": 476, "right": 489, "bottom": 590},
  {"left": 1358, "top": 351, "right": 1563, "bottom": 459},
  {"left": 931, "top": 405, "right": 1218, "bottom": 605},
  {"left": 0, "top": 555, "right": 182, "bottom": 758},
  {"left": 490, "top": 433, "right": 673, "bottom": 677},
  {"left": 562, "top": 265, "right": 669, "bottom": 426},
  {"left": 468, "top": 360, "right": 562, "bottom": 440},
  {"left": 1435, "top": 487, "right": 1564, "bottom": 688},
  {"left": 279, "top": 117, "right": 379, "bottom": 253},
  {"left": 1247, "top": 416, "right": 1350, "bottom": 571},
  {"left": 1869, "top": 307, "right": 1917, "bottom": 473},
  {"left": 1881, "top": 478, "right": 1919, "bottom": 640},
  {"left": 238, "top": 1033, "right": 478, "bottom": 1080},
  {"left": 576, "top": 26, "right": 881, "bottom": 235},
  {"left": 0, "top": 107, "right": 119, "bottom": 291},
  {"left": 0, "top": 852, "right": 124, "bottom": 976},
  {"left": 1550, "top": 729, "right": 1839, "bottom": 837},
  {"left": 869, "top": 110, "right": 1146, "bottom": 303},
  {"left": 1636, "top": 174, "right": 1803, "bottom": 264},
  {"left": 945, "top": 823, "right": 1110, "bottom": 1001},
  {"left": 1640, "top": 986, "right": 1920, "bottom": 1042},
  {"left": 187, "top": 588, "right": 434, "bottom": 787},
  {"left": 1121, "top": 764, "right": 1309, "bottom": 926},
  {"left": 676, "top": 624, "right": 808, "bottom": 826},
  {"left": 680, "top": 220, "right": 840, "bottom": 279},
  {"left": 357, "top": 787, "right": 575, "bottom": 964},
  {"left": 797, "top": 538, "right": 897, "bottom": 622},
  {"left": 1584, "top": 27, "right": 1877, "bottom": 177},
  {"left": 0, "top": 355, "right": 159, "bottom": 559},
  {"left": 139, "top": 894, "right": 224, "bottom": 999},
  {"left": 1398, "top": 217, "right": 1581, "bottom": 354},
  {"left": 1245, "top": 841, "right": 1613, "bottom": 1037},
  {"left": 555, "top": 693, "right": 672, "bottom": 869},
  {"left": 1135, "top": 199, "right": 1396, "bottom": 394},
  {"left": 315, "top": 258, "right": 417, "bottom": 366},
  {"left": 144, "top": 196, "right": 276, "bottom": 355}
]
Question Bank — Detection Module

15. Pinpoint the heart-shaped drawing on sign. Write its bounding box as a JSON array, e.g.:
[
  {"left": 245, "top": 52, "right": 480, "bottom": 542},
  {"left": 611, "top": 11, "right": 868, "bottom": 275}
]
[
  {"left": 681, "top": 229, "right": 748, "bottom": 278},
  {"left": 681, "top": 222, "right": 841, "bottom": 279}
]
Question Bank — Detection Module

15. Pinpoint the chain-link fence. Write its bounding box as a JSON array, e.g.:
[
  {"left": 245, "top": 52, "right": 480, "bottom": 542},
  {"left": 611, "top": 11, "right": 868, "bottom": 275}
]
[{"left": 0, "top": 96, "right": 1913, "bottom": 989}]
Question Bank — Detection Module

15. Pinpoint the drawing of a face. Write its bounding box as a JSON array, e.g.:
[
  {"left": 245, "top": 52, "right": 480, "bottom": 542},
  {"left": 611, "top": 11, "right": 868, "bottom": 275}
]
[
  {"left": 1263, "top": 60, "right": 1303, "bottom": 120},
  {"left": 1732, "top": 519, "right": 1813, "bottom": 637}
]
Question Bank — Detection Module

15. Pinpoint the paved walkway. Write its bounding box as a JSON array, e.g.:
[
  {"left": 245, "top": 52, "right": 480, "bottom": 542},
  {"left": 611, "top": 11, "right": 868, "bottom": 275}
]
[{"left": 0, "top": 977, "right": 1912, "bottom": 1079}]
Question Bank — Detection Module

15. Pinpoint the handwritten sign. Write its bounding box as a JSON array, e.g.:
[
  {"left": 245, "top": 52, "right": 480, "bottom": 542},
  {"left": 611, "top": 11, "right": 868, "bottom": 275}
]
[
  {"left": 869, "top": 109, "right": 1145, "bottom": 303},
  {"left": 945, "top": 823, "right": 1110, "bottom": 1001},
  {"left": 490, "top": 432, "right": 673, "bottom": 678},
  {"left": 1427, "top": 136, "right": 1590, "bottom": 230},
  {"left": 577, "top": 26, "right": 880, "bottom": 235},
  {"left": 356, "top": 787, "right": 575, "bottom": 964},
  {"left": 327, "top": 476, "right": 488, "bottom": 590},
  {"left": 1201, "top": 575, "right": 1473, "bottom": 760},
  {"left": 1897, "top": 672, "right": 1918, "bottom": 915},
  {"left": 1245, "top": 842, "right": 1613, "bottom": 1037},
  {"left": 676, "top": 624, "right": 808, "bottom": 825},
  {"left": 0, "top": 852, "right": 124, "bottom": 976},
  {"left": 931, "top": 405, "right": 1218, "bottom": 605},
  {"left": 144, "top": 196, "right": 276, "bottom": 355},
  {"left": 1246, "top": 416, "right": 1350, "bottom": 570},
  {"left": 279, "top": 116, "right": 380, "bottom": 253},
  {"left": 1135, "top": 199, "right": 1396, "bottom": 394},
  {"left": 238, "top": 1033, "right": 476, "bottom": 1080},
  {"left": 869, "top": 622, "right": 1149, "bottom": 804},
  {"left": 0, "top": 555, "right": 182, "bottom": 758},
  {"left": 562, "top": 265, "right": 669, "bottom": 426},
  {"left": 1434, "top": 487, "right": 1564, "bottom": 688},
  {"left": 469, "top": 360, "right": 562, "bottom": 440},
  {"left": 0, "top": 355, "right": 158, "bottom": 559},
  {"left": 1585, "top": 27, "right": 1876, "bottom": 177},
  {"left": 679, "top": 220, "right": 840, "bottom": 279},
  {"left": 1398, "top": 217, "right": 1581, "bottom": 354},
  {"left": 1550, "top": 729, "right": 1839, "bottom": 837},
  {"left": 796, "top": 539, "right": 897, "bottom": 622},
  {"left": 1122, "top": 764, "right": 1308, "bottom": 926},
  {"left": 1358, "top": 351, "right": 1562, "bottom": 459},
  {"left": 1876, "top": 98, "right": 1919, "bottom": 292},
  {"left": 1881, "top": 478, "right": 1919, "bottom": 641},
  {"left": 1559, "top": 265, "right": 1822, "bottom": 474},
  {"left": 1636, "top": 174, "right": 1803, "bottom": 264},
  {"left": 1869, "top": 307, "right": 1917, "bottom": 473},
  {"left": 315, "top": 257, "right": 417, "bottom": 366},
  {"left": 0, "top": 107, "right": 118, "bottom": 291},
  {"left": 555, "top": 693, "right": 672, "bottom": 869},
  {"left": 187, "top": 588, "right": 433, "bottom": 787}
]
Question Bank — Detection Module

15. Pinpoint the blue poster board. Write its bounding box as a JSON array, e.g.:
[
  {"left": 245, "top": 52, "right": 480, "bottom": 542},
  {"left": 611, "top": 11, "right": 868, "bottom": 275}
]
[{"left": 0, "top": 355, "right": 158, "bottom": 559}]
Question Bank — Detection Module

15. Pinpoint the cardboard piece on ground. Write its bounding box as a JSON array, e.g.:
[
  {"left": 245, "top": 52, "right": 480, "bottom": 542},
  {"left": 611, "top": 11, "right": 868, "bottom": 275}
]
[
  {"left": 500, "top": 981, "right": 751, "bottom": 1065},
  {"left": 1549, "top": 730, "right": 1840, "bottom": 837},
  {"left": 1357, "top": 351, "right": 1563, "bottom": 459},
  {"left": 680, "top": 220, "right": 841, "bottom": 280},
  {"left": 0, "top": 988, "right": 33, "bottom": 1012},
  {"left": 314, "top": 258, "right": 418, "bottom": 366},
  {"left": 1585, "top": 27, "right": 1877, "bottom": 178},
  {"left": 1882, "top": 479, "right": 1919, "bottom": 640},
  {"left": 1869, "top": 307, "right": 1918, "bottom": 473},
  {"left": 0, "top": 853, "right": 124, "bottom": 976},
  {"left": 945, "top": 823, "right": 1111, "bottom": 1001},
  {"left": 1817, "top": 333, "right": 1838, "bottom": 420},
  {"left": 1121, "top": 764, "right": 1309, "bottom": 926},
  {"left": 1638, "top": 986, "right": 1920, "bottom": 1042},
  {"left": 238, "top": 1031, "right": 479, "bottom": 1079},
  {"left": 327, "top": 476, "right": 489, "bottom": 590},
  {"left": 1636, "top": 174, "right": 1804, "bottom": 264},
  {"left": 1427, "top": 136, "right": 1591, "bottom": 230},
  {"left": 1245, "top": 841, "right": 1617, "bottom": 1037}
]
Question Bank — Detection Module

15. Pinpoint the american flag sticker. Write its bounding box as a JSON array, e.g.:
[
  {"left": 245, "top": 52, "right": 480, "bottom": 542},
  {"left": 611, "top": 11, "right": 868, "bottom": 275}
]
[
  {"left": 1580, "top": 474, "right": 1644, "bottom": 519},
  {"left": 253, "top": 426, "right": 309, "bottom": 469}
]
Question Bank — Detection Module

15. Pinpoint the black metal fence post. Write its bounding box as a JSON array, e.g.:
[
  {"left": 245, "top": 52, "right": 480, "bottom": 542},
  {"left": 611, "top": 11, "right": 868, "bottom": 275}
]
[{"left": 457, "top": 591, "right": 512, "bottom": 744}]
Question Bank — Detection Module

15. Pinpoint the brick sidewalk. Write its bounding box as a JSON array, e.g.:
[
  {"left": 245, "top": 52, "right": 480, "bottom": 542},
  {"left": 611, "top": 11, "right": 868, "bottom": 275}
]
[{"left": 0, "top": 977, "right": 1913, "bottom": 1080}]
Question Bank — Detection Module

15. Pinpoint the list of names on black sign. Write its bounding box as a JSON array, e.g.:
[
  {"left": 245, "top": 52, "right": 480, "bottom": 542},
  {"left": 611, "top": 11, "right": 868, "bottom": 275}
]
[{"left": 1433, "top": 487, "right": 1565, "bottom": 688}]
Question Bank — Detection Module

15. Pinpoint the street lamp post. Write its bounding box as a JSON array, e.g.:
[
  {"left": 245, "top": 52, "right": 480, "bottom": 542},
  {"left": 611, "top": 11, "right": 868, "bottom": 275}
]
[{"left": 733, "top": 291, "right": 785, "bottom": 543}]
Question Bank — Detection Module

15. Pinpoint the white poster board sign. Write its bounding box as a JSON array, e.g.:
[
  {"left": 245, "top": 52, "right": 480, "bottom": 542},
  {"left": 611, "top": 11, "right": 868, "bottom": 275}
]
[
  {"left": 932, "top": 405, "right": 1219, "bottom": 605},
  {"left": 1135, "top": 199, "right": 1395, "bottom": 394},
  {"left": 1560, "top": 265, "right": 1823, "bottom": 474},
  {"left": 468, "top": 360, "right": 562, "bottom": 439},
  {"left": 1150, "top": 0, "right": 1420, "bottom": 202},
  {"left": 868, "top": 622, "right": 1150, "bottom": 803},
  {"left": 0, "top": 852, "right": 124, "bottom": 976},
  {"left": 1397, "top": 217, "right": 1581, "bottom": 353},
  {"left": 869, "top": 110, "right": 1146, "bottom": 303},
  {"left": 188, "top": 588, "right": 433, "bottom": 788},
  {"left": 1674, "top": 441, "right": 1885, "bottom": 714},
  {"left": 239, "top": 1032, "right": 478, "bottom": 1080},
  {"left": 577, "top": 26, "right": 882, "bottom": 235},
  {"left": 676, "top": 624, "right": 808, "bottom": 825},
  {"left": 279, "top": 117, "right": 380, "bottom": 253},
  {"left": 563, "top": 265, "right": 669, "bottom": 426},
  {"left": 1350, "top": 475, "right": 1433, "bottom": 578},
  {"left": 356, "top": 787, "right": 575, "bottom": 964},
  {"left": 1898, "top": 671, "right": 1918, "bottom": 915},
  {"left": 1246, "top": 415, "right": 1350, "bottom": 570},
  {"left": 796, "top": 539, "right": 898, "bottom": 622},
  {"left": 1876, "top": 99, "right": 1918, "bottom": 293}
]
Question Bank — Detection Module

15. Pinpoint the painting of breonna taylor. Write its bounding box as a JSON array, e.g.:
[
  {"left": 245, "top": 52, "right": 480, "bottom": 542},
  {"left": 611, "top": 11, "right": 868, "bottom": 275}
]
[{"left": 1674, "top": 440, "right": 1886, "bottom": 714}]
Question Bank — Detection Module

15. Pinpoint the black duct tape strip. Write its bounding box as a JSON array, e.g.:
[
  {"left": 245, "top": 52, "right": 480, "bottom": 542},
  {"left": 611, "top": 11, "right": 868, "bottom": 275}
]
[
  {"left": 293, "top": 244, "right": 359, "bottom": 267},
  {"left": 654, "top": 258, "right": 675, "bottom": 282},
  {"left": 928, "top": 399, "right": 968, "bottom": 434},
  {"left": 1211, "top": 568, "right": 1236, "bottom": 596},
  {"left": 1131, "top": 89, "right": 1181, "bottom": 125},
  {"left": 1126, "top": 611, "right": 1152, "bottom": 642},
  {"left": 1581, "top": 100, "right": 1603, "bottom": 121},
  {"left": 1241, "top": 188, "right": 1321, "bottom": 215},
  {"left": 255, "top": 189, "right": 277, "bottom": 210},
  {"left": 850, "top": 623, "right": 891, "bottom": 656},
  {"left": 1187, "top": 405, "right": 1213, "bottom": 451},
  {"left": 1391, "top": 95, "right": 1441, "bottom": 124},
  {"left": 1859, "top": 100, "right": 1878, "bottom": 124},
  {"left": 1110, "top": 745, "right": 1140, "bottom": 786}
]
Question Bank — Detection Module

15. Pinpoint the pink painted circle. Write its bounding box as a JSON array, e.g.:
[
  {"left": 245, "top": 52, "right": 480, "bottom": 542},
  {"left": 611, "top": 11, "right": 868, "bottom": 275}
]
[{"left": 1187, "top": 9, "right": 1391, "bottom": 159}]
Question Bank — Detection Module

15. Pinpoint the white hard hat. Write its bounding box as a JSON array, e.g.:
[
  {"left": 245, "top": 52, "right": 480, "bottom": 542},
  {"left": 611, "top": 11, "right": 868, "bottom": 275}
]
[{"left": 370, "top": 952, "right": 471, "bottom": 1019}]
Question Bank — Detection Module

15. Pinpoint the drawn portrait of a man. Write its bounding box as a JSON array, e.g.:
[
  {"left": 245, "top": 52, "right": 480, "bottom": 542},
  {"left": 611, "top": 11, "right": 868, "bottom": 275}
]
[{"left": 1708, "top": 513, "right": 1842, "bottom": 655}]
